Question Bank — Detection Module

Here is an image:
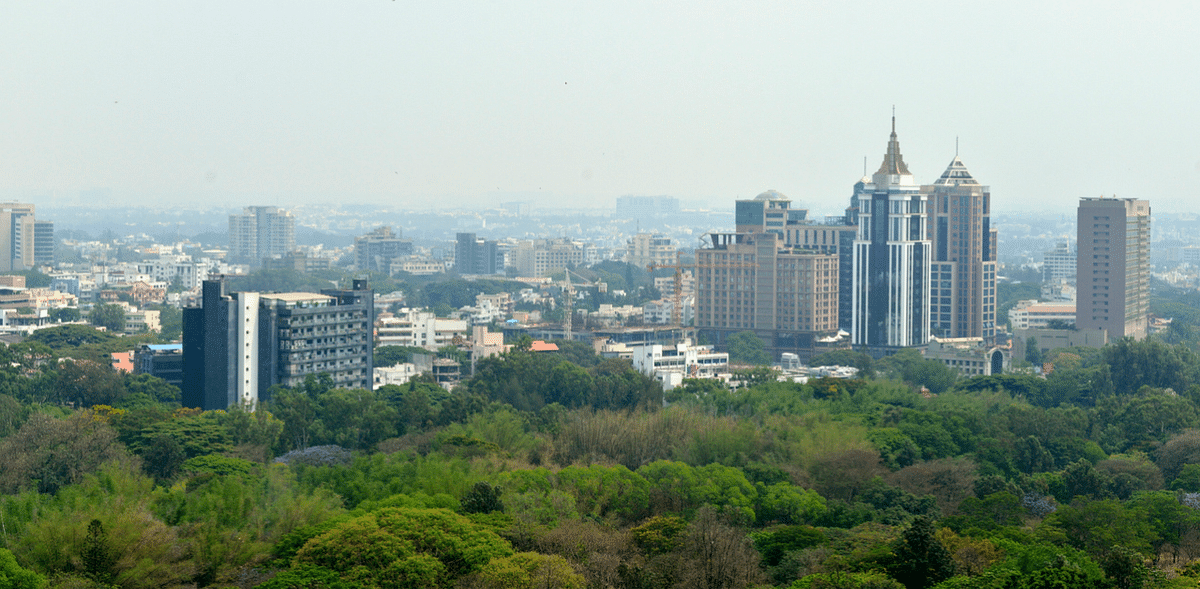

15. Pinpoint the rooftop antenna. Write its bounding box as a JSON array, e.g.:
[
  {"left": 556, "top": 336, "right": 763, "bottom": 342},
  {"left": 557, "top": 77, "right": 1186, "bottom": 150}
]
[
  {"left": 863, "top": 157, "right": 867, "bottom": 176},
  {"left": 956, "top": 136, "right": 959, "bottom": 157}
]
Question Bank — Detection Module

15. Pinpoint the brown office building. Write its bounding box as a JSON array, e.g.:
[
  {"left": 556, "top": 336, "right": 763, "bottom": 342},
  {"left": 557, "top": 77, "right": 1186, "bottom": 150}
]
[
  {"left": 1076, "top": 196, "right": 1151, "bottom": 339},
  {"left": 922, "top": 157, "right": 999, "bottom": 343},
  {"left": 695, "top": 231, "right": 838, "bottom": 361}
]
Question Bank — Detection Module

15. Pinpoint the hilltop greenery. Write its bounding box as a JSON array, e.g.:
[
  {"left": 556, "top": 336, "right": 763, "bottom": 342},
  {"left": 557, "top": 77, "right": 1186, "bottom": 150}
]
[{"left": 4, "top": 333, "right": 1200, "bottom": 587}]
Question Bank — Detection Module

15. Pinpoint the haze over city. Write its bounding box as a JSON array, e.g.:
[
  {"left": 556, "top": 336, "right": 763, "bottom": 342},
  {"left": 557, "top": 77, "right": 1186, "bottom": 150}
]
[{"left": 3, "top": 1, "right": 1198, "bottom": 216}]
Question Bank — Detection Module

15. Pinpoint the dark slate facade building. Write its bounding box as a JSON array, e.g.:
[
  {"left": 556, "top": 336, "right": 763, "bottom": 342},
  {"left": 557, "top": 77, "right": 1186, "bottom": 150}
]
[
  {"left": 455, "top": 232, "right": 502, "bottom": 275},
  {"left": 134, "top": 343, "right": 184, "bottom": 390}
]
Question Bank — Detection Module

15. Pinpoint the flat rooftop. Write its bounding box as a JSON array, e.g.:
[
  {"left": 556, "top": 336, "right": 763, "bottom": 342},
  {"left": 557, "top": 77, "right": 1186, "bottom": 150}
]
[{"left": 261, "top": 293, "right": 334, "bottom": 303}]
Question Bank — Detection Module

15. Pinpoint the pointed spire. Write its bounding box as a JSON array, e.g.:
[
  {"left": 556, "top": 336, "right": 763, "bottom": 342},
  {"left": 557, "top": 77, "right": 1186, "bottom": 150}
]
[{"left": 873, "top": 113, "right": 911, "bottom": 179}]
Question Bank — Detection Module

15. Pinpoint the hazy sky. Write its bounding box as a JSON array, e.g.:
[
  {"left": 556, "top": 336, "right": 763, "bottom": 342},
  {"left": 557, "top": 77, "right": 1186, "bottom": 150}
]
[{"left": 2, "top": 1, "right": 1198, "bottom": 216}]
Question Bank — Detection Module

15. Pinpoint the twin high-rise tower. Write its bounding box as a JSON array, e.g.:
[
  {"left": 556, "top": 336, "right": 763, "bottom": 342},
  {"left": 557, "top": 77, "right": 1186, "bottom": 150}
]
[
  {"left": 696, "top": 117, "right": 1000, "bottom": 359},
  {"left": 850, "top": 117, "right": 997, "bottom": 352}
]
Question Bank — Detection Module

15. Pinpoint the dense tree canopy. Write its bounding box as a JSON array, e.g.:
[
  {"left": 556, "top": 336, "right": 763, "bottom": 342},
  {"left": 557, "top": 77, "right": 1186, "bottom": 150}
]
[{"left": 5, "top": 331, "right": 1200, "bottom": 588}]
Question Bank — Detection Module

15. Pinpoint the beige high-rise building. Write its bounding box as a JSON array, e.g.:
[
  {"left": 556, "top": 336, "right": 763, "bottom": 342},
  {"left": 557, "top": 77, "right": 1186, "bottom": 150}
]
[
  {"left": 512, "top": 239, "right": 584, "bottom": 277},
  {"left": 0, "top": 203, "right": 52, "bottom": 271},
  {"left": 922, "top": 157, "right": 998, "bottom": 343},
  {"left": 1076, "top": 196, "right": 1151, "bottom": 339}
]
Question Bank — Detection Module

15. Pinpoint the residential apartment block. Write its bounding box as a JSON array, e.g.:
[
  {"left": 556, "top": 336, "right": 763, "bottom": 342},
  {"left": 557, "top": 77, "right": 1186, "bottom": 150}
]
[
  {"left": 625, "top": 233, "right": 676, "bottom": 269},
  {"left": 512, "top": 238, "right": 585, "bottom": 278},
  {"left": 182, "top": 279, "right": 373, "bottom": 410},
  {"left": 356, "top": 226, "right": 413, "bottom": 273}
]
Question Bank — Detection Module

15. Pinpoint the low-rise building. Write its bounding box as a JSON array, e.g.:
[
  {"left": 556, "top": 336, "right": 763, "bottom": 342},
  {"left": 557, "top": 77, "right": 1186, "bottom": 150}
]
[
  {"left": 923, "top": 337, "right": 1006, "bottom": 377},
  {"left": 643, "top": 296, "right": 694, "bottom": 326},
  {"left": 373, "top": 363, "right": 422, "bottom": 389},
  {"left": 135, "top": 344, "right": 183, "bottom": 389},
  {"left": 0, "top": 287, "right": 78, "bottom": 312},
  {"left": 390, "top": 259, "right": 446, "bottom": 276},
  {"left": 621, "top": 340, "right": 729, "bottom": 390},
  {"left": 1008, "top": 300, "right": 1076, "bottom": 330},
  {"left": 124, "top": 307, "right": 162, "bottom": 334},
  {"left": 1012, "top": 327, "right": 1109, "bottom": 361},
  {"left": 376, "top": 309, "right": 468, "bottom": 349}
]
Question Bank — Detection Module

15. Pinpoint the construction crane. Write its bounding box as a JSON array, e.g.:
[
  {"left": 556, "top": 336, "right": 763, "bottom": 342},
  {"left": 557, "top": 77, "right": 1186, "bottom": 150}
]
[
  {"left": 559, "top": 268, "right": 596, "bottom": 342},
  {"left": 563, "top": 269, "right": 573, "bottom": 342}
]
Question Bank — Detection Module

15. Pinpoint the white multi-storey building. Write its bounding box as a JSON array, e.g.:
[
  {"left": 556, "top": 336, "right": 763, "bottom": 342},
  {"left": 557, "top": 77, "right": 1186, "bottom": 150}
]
[
  {"left": 627, "top": 340, "right": 729, "bottom": 390},
  {"left": 137, "top": 254, "right": 207, "bottom": 290},
  {"left": 1043, "top": 242, "right": 1077, "bottom": 284},
  {"left": 376, "top": 309, "right": 468, "bottom": 349}
]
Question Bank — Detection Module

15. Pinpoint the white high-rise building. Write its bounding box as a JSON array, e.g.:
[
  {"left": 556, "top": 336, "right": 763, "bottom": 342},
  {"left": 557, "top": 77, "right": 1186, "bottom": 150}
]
[{"left": 851, "top": 118, "right": 932, "bottom": 350}]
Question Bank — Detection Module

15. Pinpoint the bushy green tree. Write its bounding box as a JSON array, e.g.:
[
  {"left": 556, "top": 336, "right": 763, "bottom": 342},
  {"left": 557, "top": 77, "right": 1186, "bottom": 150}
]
[
  {"left": 726, "top": 331, "right": 771, "bottom": 366},
  {"left": 88, "top": 303, "right": 126, "bottom": 333},
  {"left": 292, "top": 507, "right": 513, "bottom": 587},
  {"left": 887, "top": 516, "right": 955, "bottom": 589},
  {"left": 0, "top": 547, "right": 45, "bottom": 589}
]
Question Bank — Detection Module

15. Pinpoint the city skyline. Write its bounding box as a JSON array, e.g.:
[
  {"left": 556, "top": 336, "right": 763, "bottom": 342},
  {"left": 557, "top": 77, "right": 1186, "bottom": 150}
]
[{"left": 3, "top": 2, "right": 1198, "bottom": 216}]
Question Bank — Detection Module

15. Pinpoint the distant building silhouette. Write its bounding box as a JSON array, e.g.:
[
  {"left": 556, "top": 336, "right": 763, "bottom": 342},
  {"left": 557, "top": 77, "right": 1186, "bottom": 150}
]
[
  {"left": 228, "top": 206, "right": 295, "bottom": 267},
  {"left": 355, "top": 226, "right": 413, "bottom": 273},
  {"left": 0, "top": 203, "right": 53, "bottom": 271},
  {"left": 455, "top": 233, "right": 502, "bottom": 275},
  {"left": 616, "top": 195, "right": 680, "bottom": 226}
]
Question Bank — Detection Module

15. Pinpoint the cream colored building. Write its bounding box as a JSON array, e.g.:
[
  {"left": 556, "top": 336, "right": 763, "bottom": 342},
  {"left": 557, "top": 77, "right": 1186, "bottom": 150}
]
[{"left": 626, "top": 233, "right": 676, "bottom": 270}]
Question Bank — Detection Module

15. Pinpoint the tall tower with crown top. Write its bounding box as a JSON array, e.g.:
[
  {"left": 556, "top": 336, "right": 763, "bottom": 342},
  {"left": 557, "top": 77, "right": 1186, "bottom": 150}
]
[
  {"left": 922, "top": 156, "right": 998, "bottom": 343},
  {"left": 851, "top": 116, "right": 932, "bottom": 352}
]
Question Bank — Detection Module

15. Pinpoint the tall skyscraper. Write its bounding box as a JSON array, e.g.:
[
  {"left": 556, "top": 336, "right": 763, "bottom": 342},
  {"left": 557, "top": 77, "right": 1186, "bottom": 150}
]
[
  {"left": 183, "top": 279, "right": 374, "bottom": 410},
  {"left": 228, "top": 206, "right": 295, "bottom": 266},
  {"left": 1076, "top": 196, "right": 1151, "bottom": 339},
  {"left": 923, "top": 156, "right": 998, "bottom": 342},
  {"left": 851, "top": 118, "right": 931, "bottom": 351}
]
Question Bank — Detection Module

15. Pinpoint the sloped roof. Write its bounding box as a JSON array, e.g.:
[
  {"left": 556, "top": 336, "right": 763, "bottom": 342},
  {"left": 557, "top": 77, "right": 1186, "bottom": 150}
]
[{"left": 932, "top": 156, "right": 980, "bottom": 186}]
